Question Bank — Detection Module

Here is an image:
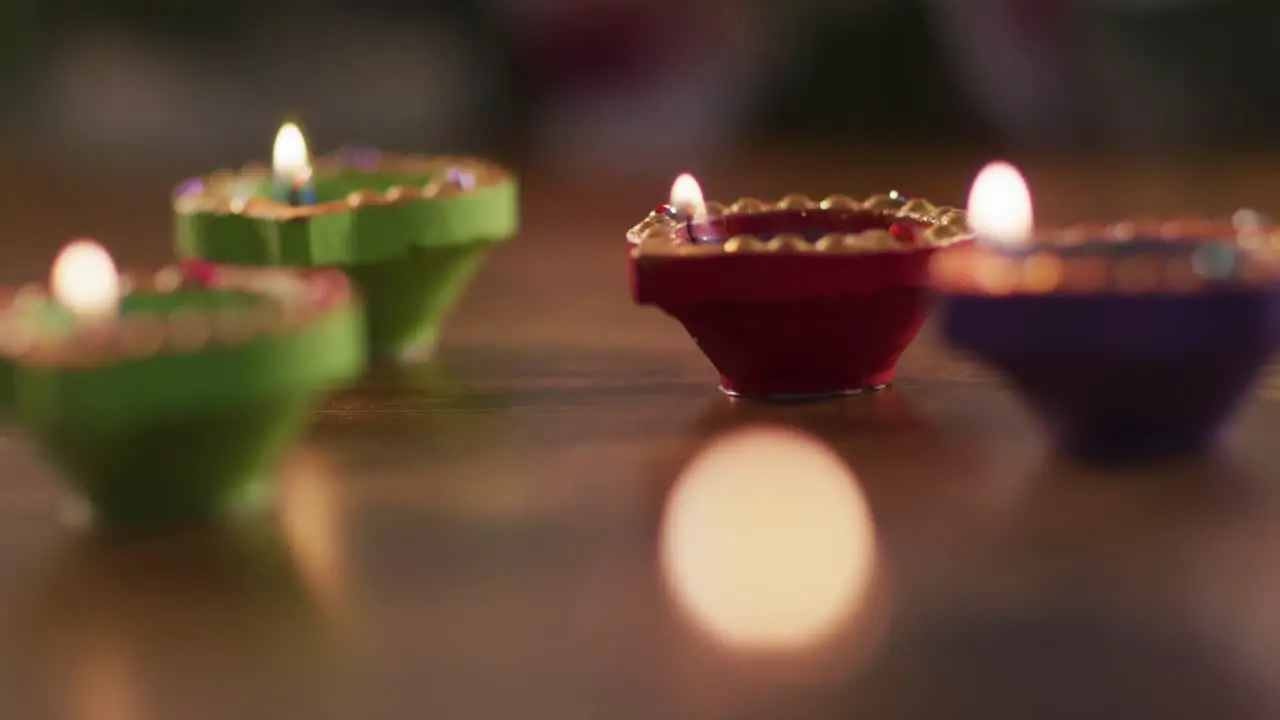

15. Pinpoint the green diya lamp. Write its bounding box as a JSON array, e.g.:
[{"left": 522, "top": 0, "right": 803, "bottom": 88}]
[
  {"left": 172, "top": 122, "right": 519, "bottom": 361},
  {"left": 0, "top": 240, "right": 365, "bottom": 531}
]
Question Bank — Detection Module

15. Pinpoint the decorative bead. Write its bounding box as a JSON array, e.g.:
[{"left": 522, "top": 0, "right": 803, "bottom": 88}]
[
  {"left": 1191, "top": 242, "right": 1238, "bottom": 280},
  {"left": 388, "top": 185, "right": 426, "bottom": 202},
  {"left": 767, "top": 234, "right": 811, "bottom": 252},
  {"left": 153, "top": 267, "right": 183, "bottom": 293},
  {"left": 728, "top": 198, "right": 766, "bottom": 214},
  {"left": 445, "top": 167, "right": 477, "bottom": 191},
  {"left": 862, "top": 194, "right": 899, "bottom": 213},
  {"left": 723, "top": 235, "right": 765, "bottom": 253},
  {"left": 855, "top": 230, "right": 898, "bottom": 250},
  {"left": 813, "top": 234, "right": 845, "bottom": 251},
  {"left": 936, "top": 208, "right": 966, "bottom": 225},
  {"left": 632, "top": 218, "right": 659, "bottom": 237},
  {"left": 1232, "top": 208, "right": 1269, "bottom": 233},
  {"left": 346, "top": 190, "right": 380, "bottom": 208},
  {"left": 776, "top": 194, "right": 815, "bottom": 210},
  {"left": 240, "top": 196, "right": 276, "bottom": 216},
  {"left": 976, "top": 256, "right": 1017, "bottom": 295},
  {"left": 888, "top": 222, "right": 916, "bottom": 244},
  {"left": 175, "top": 178, "right": 204, "bottom": 199},
  {"left": 899, "top": 198, "right": 936, "bottom": 218},
  {"left": 1237, "top": 231, "right": 1269, "bottom": 251},
  {"left": 925, "top": 224, "right": 965, "bottom": 245},
  {"left": 820, "top": 195, "right": 861, "bottom": 211}
]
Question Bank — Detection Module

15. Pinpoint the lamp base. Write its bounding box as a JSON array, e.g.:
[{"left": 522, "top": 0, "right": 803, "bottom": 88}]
[
  {"left": 342, "top": 244, "right": 489, "bottom": 362},
  {"left": 32, "top": 397, "right": 313, "bottom": 533},
  {"left": 667, "top": 292, "right": 927, "bottom": 402},
  {"left": 1052, "top": 422, "right": 1223, "bottom": 464},
  {"left": 720, "top": 383, "right": 889, "bottom": 404},
  {"left": 942, "top": 291, "right": 1277, "bottom": 463}
]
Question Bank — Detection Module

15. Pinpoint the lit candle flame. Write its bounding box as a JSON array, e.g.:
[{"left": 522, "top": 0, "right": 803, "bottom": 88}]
[
  {"left": 51, "top": 239, "right": 120, "bottom": 320},
  {"left": 272, "top": 122, "right": 312, "bottom": 187},
  {"left": 967, "top": 161, "right": 1034, "bottom": 247},
  {"left": 669, "top": 173, "right": 708, "bottom": 223}
]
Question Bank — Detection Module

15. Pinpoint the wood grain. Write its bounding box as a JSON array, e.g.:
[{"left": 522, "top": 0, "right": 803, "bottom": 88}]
[{"left": 0, "top": 151, "right": 1276, "bottom": 719}]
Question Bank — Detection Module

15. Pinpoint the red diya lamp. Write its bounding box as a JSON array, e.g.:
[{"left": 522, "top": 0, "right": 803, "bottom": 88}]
[
  {"left": 934, "top": 162, "right": 1280, "bottom": 461},
  {"left": 628, "top": 174, "right": 972, "bottom": 401}
]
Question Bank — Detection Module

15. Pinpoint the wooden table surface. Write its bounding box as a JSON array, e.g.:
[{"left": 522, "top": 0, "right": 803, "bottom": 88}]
[{"left": 0, "top": 151, "right": 1279, "bottom": 719}]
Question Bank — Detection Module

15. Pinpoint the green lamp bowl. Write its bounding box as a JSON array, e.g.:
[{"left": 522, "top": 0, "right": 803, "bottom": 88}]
[
  {"left": 172, "top": 152, "right": 519, "bottom": 361},
  {"left": 0, "top": 260, "right": 366, "bottom": 532}
]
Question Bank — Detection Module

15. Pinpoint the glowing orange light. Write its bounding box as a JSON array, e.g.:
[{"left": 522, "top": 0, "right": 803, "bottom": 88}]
[
  {"left": 50, "top": 239, "right": 120, "bottom": 320},
  {"left": 967, "top": 161, "right": 1034, "bottom": 247},
  {"left": 659, "top": 426, "right": 877, "bottom": 651},
  {"left": 669, "top": 173, "right": 708, "bottom": 222},
  {"left": 279, "top": 450, "right": 351, "bottom": 626},
  {"left": 272, "top": 121, "right": 312, "bottom": 186}
]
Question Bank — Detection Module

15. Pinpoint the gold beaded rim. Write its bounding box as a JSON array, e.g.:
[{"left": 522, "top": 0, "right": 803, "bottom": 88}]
[
  {"left": 931, "top": 238, "right": 1280, "bottom": 297},
  {"left": 1043, "top": 217, "right": 1280, "bottom": 247},
  {"left": 172, "top": 153, "right": 514, "bottom": 220},
  {"left": 627, "top": 193, "right": 971, "bottom": 258},
  {"left": 0, "top": 264, "right": 354, "bottom": 367}
]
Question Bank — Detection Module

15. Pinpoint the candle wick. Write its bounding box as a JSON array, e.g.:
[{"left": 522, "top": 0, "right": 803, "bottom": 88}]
[{"left": 686, "top": 213, "right": 702, "bottom": 244}]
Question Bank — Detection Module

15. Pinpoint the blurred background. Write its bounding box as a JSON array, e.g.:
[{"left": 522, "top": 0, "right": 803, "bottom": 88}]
[{"left": 3, "top": 0, "right": 1279, "bottom": 176}]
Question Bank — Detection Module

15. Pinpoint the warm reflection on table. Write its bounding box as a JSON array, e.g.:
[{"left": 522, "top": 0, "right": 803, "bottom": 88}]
[{"left": 0, "top": 151, "right": 1279, "bottom": 718}]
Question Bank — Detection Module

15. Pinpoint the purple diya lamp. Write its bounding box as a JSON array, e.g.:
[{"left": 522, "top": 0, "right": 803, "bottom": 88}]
[
  {"left": 934, "top": 162, "right": 1280, "bottom": 461},
  {"left": 0, "top": 240, "right": 365, "bottom": 531}
]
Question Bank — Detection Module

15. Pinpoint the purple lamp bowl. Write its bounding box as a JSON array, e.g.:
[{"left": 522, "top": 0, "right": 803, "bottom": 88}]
[{"left": 934, "top": 225, "right": 1280, "bottom": 461}]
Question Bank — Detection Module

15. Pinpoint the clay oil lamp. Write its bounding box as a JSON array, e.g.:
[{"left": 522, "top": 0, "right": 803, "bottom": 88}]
[
  {"left": 627, "top": 173, "right": 972, "bottom": 401},
  {"left": 0, "top": 240, "right": 365, "bottom": 531},
  {"left": 934, "top": 161, "right": 1280, "bottom": 461},
  {"left": 173, "top": 122, "right": 519, "bottom": 362}
]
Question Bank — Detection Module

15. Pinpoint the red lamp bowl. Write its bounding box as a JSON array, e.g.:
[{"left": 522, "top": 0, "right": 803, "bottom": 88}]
[{"left": 628, "top": 193, "right": 972, "bottom": 400}]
